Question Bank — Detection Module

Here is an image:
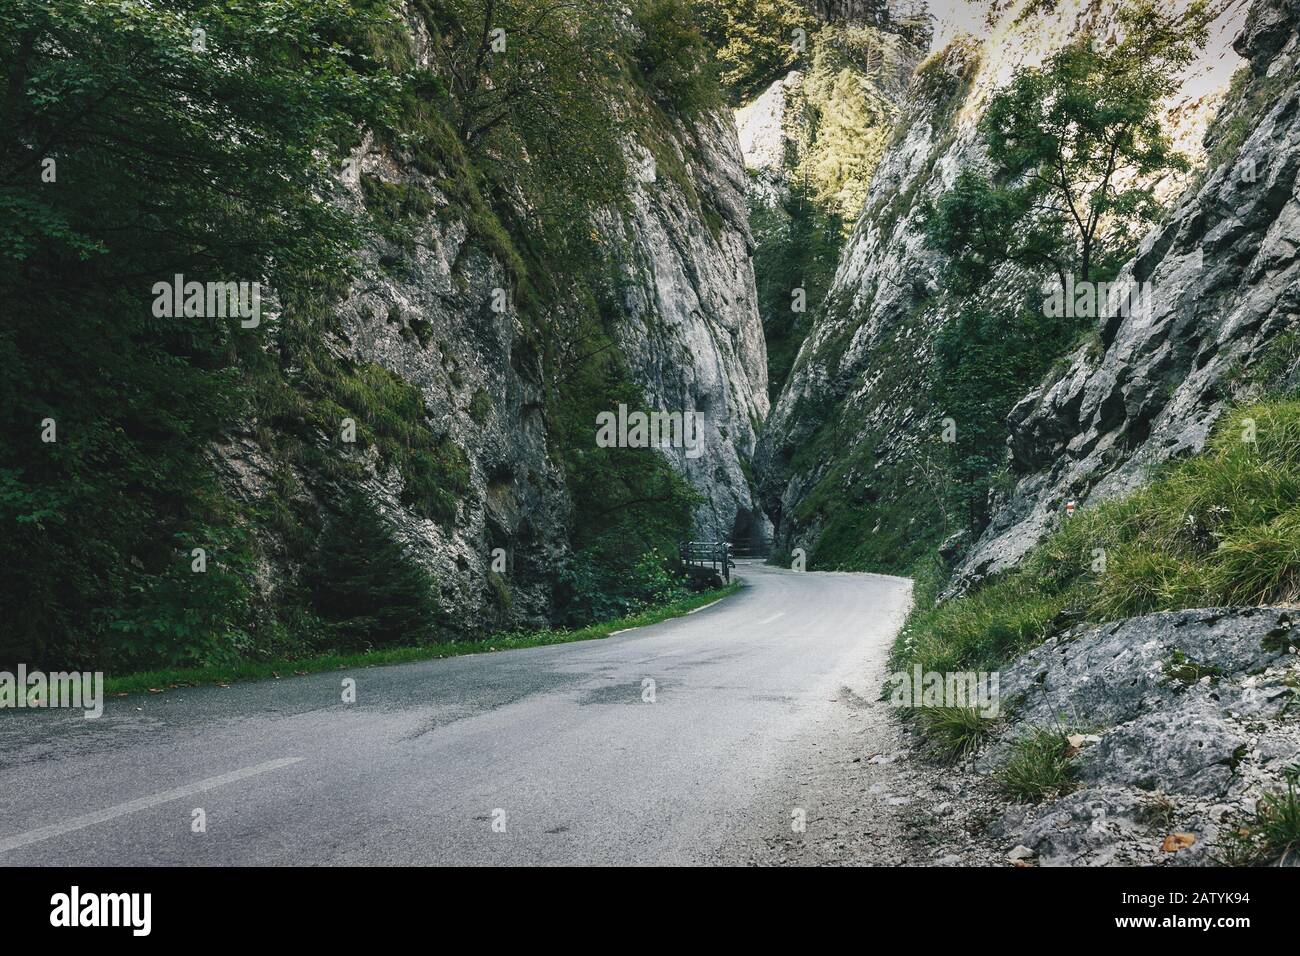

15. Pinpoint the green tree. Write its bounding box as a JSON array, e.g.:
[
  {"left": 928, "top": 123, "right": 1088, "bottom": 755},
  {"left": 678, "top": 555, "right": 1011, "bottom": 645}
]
[
  {"left": 413, "top": 0, "right": 628, "bottom": 313},
  {"left": 693, "top": 0, "right": 814, "bottom": 101},
  {"left": 308, "top": 497, "right": 442, "bottom": 649},
  {"left": 417, "top": 0, "right": 621, "bottom": 150},
  {"left": 0, "top": 0, "right": 395, "bottom": 667},
  {"left": 632, "top": 0, "right": 721, "bottom": 116},
  {"left": 928, "top": 0, "right": 1211, "bottom": 287},
  {"left": 751, "top": 182, "right": 844, "bottom": 401},
  {"left": 795, "top": 28, "right": 901, "bottom": 227},
  {"left": 916, "top": 1, "right": 1211, "bottom": 534},
  {"left": 548, "top": 317, "right": 699, "bottom": 624},
  {"left": 922, "top": 168, "right": 1026, "bottom": 294}
]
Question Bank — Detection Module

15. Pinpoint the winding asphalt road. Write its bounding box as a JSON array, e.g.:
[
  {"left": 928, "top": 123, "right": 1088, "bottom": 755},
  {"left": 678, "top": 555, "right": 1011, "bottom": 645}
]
[{"left": 0, "top": 562, "right": 911, "bottom": 865}]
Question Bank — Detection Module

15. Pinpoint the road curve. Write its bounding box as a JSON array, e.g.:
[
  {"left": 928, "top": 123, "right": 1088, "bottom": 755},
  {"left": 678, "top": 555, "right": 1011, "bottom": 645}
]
[{"left": 0, "top": 562, "right": 912, "bottom": 865}]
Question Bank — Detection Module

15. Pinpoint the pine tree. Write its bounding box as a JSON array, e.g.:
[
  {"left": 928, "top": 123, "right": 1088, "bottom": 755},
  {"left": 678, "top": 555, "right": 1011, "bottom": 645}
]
[{"left": 309, "top": 497, "right": 441, "bottom": 650}]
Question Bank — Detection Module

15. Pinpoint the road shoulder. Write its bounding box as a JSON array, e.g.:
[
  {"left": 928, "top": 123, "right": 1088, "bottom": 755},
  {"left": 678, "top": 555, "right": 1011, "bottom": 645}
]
[{"left": 709, "top": 632, "right": 1005, "bottom": 866}]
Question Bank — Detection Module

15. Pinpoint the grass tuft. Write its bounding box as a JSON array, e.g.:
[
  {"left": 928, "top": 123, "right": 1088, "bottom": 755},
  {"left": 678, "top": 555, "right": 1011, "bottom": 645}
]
[
  {"left": 1220, "top": 765, "right": 1300, "bottom": 865},
  {"left": 917, "top": 706, "right": 999, "bottom": 762},
  {"left": 996, "top": 726, "right": 1079, "bottom": 804}
]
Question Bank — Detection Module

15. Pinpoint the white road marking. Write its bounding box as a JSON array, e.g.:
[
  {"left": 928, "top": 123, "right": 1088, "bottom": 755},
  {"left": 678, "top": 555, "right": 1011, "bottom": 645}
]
[
  {"left": 0, "top": 757, "right": 304, "bottom": 854},
  {"left": 613, "top": 593, "right": 737, "bottom": 632},
  {"left": 757, "top": 612, "right": 786, "bottom": 626},
  {"left": 686, "top": 600, "right": 723, "bottom": 614}
]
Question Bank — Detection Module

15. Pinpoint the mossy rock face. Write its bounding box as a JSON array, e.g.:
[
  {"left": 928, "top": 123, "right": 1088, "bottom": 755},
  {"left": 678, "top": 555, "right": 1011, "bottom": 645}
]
[
  {"left": 327, "top": 1, "right": 767, "bottom": 626},
  {"left": 750, "top": 36, "right": 983, "bottom": 574},
  {"left": 398, "top": 435, "right": 471, "bottom": 525},
  {"left": 1162, "top": 650, "right": 1223, "bottom": 686},
  {"left": 362, "top": 174, "right": 438, "bottom": 224},
  {"left": 468, "top": 388, "right": 493, "bottom": 425}
]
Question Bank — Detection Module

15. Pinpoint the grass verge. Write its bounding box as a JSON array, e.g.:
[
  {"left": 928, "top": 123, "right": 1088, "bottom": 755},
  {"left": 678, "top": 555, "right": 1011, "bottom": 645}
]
[
  {"left": 105, "top": 581, "right": 742, "bottom": 696},
  {"left": 895, "top": 398, "right": 1300, "bottom": 677}
]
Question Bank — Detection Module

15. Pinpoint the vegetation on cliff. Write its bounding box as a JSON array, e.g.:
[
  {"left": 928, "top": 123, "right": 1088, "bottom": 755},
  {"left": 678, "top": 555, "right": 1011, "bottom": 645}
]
[
  {"left": 895, "top": 391, "right": 1300, "bottom": 677},
  {"left": 748, "top": 14, "right": 925, "bottom": 403},
  {"left": 694, "top": 0, "right": 816, "bottom": 102}
]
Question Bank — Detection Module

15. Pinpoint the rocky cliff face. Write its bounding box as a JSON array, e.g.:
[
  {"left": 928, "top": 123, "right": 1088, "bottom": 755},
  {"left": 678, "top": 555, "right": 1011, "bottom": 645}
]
[
  {"left": 217, "top": 7, "right": 769, "bottom": 632},
  {"left": 952, "top": 0, "right": 1300, "bottom": 591},
  {"left": 753, "top": 0, "right": 1252, "bottom": 573},
  {"left": 216, "top": 126, "right": 571, "bottom": 631},
  {"left": 882, "top": 605, "right": 1300, "bottom": 867},
  {"left": 983, "top": 607, "right": 1300, "bottom": 865},
  {"left": 606, "top": 108, "right": 771, "bottom": 542}
]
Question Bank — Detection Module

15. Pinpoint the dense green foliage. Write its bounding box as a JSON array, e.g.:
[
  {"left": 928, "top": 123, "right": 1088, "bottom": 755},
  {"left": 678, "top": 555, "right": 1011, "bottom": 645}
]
[
  {"left": 793, "top": 25, "right": 909, "bottom": 227},
  {"left": 414, "top": 0, "right": 629, "bottom": 309},
  {"left": 693, "top": 0, "right": 814, "bottom": 102},
  {"left": 0, "top": 0, "right": 719, "bottom": 671},
  {"left": 923, "top": 169, "right": 1026, "bottom": 295},
  {"left": 0, "top": 0, "right": 393, "bottom": 668},
  {"left": 930, "top": 298, "right": 1084, "bottom": 528},
  {"left": 632, "top": 0, "right": 721, "bottom": 116},
  {"left": 751, "top": 184, "right": 844, "bottom": 402},
  {"left": 307, "top": 496, "right": 442, "bottom": 649},
  {"left": 548, "top": 346, "right": 699, "bottom": 625}
]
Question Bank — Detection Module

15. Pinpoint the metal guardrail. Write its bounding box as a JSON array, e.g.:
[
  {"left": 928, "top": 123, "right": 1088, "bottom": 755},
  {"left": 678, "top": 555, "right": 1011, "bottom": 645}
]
[{"left": 679, "top": 540, "right": 732, "bottom": 583}]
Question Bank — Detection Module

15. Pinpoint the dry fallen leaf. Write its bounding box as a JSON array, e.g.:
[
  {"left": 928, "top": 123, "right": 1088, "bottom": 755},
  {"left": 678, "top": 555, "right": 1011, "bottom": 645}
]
[{"left": 1161, "top": 832, "right": 1196, "bottom": 852}]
